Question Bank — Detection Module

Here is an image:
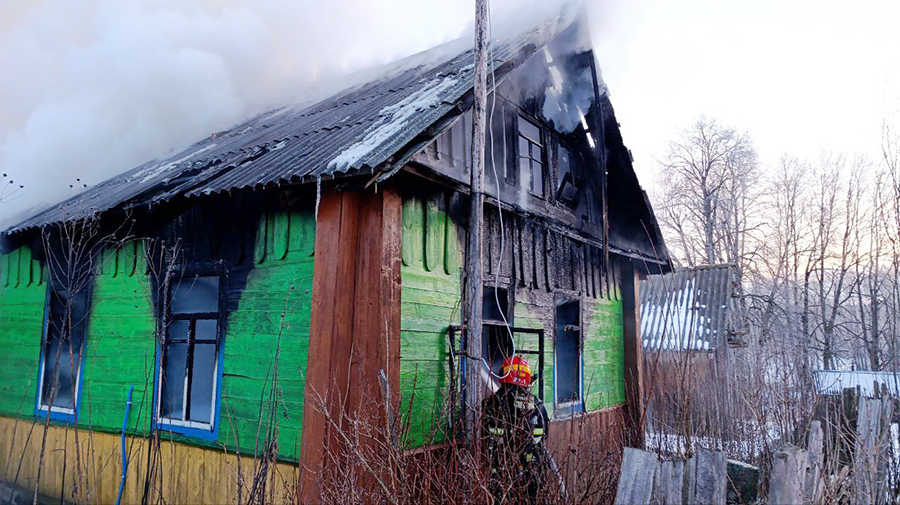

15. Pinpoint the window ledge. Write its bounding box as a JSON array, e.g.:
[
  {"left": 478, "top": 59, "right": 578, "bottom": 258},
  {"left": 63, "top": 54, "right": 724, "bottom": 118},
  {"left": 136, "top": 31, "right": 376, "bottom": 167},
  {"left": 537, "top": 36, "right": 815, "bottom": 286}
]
[
  {"left": 154, "top": 418, "right": 217, "bottom": 441},
  {"left": 553, "top": 401, "right": 584, "bottom": 420},
  {"left": 35, "top": 405, "right": 77, "bottom": 424}
]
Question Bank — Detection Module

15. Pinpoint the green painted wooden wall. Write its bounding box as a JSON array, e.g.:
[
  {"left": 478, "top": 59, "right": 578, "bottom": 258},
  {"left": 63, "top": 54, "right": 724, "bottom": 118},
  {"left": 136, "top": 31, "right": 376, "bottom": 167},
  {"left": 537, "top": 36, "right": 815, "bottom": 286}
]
[
  {"left": 583, "top": 295, "right": 626, "bottom": 411},
  {"left": 399, "top": 191, "right": 462, "bottom": 447},
  {"left": 218, "top": 209, "right": 315, "bottom": 461},
  {"left": 0, "top": 209, "right": 315, "bottom": 461},
  {"left": 516, "top": 278, "right": 626, "bottom": 415},
  {"left": 80, "top": 241, "right": 156, "bottom": 433},
  {"left": 0, "top": 246, "right": 45, "bottom": 416}
]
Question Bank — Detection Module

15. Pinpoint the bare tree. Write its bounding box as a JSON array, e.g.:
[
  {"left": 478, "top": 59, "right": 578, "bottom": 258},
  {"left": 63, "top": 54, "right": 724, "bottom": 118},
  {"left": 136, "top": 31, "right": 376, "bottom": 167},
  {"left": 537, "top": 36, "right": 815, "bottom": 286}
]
[{"left": 657, "top": 116, "right": 759, "bottom": 271}]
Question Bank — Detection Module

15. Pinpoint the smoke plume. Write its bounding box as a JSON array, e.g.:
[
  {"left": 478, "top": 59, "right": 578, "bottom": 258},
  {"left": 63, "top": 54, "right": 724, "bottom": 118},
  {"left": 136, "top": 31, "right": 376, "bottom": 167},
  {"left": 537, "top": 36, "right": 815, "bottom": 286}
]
[{"left": 0, "top": 0, "right": 616, "bottom": 229}]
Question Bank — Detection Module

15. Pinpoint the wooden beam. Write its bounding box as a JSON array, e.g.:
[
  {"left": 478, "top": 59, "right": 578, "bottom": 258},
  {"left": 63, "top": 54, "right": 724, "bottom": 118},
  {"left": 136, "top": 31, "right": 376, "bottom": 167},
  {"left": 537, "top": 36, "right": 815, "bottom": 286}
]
[
  {"left": 299, "top": 186, "right": 403, "bottom": 502},
  {"left": 300, "top": 185, "right": 343, "bottom": 501},
  {"left": 620, "top": 259, "right": 644, "bottom": 448},
  {"left": 463, "top": 0, "right": 489, "bottom": 450}
]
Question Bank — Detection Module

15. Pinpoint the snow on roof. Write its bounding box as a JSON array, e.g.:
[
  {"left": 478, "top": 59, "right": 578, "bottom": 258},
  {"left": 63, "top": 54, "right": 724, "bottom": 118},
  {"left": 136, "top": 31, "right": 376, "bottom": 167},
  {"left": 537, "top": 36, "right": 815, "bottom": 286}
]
[{"left": 814, "top": 370, "right": 900, "bottom": 397}]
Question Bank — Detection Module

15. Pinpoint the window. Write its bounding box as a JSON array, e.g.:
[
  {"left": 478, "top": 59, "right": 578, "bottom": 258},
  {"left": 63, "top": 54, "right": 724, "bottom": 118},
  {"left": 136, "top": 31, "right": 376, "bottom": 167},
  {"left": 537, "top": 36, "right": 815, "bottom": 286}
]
[
  {"left": 556, "top": 145, "right": 582, "bottom": 207},
  {"left": 555, "top": 300, "right": 581, "bottom": 407},
  {"left": 38, "top": 284, "right": 90, "bottom": 415},
  {"left": 518, "top": 115, "right": 545, "bottom": 196},
  {"left": 482, "top": 287, "right": 512, "bottom": 378},
  {"left": 483, "top": 286, "right": 509, "bottom": 323},
  {"left": 486, "top": 102, "right": 511, "bottom": 180},
  {"left": 158, "top": 273, "right": 222, "bottom": 430}
]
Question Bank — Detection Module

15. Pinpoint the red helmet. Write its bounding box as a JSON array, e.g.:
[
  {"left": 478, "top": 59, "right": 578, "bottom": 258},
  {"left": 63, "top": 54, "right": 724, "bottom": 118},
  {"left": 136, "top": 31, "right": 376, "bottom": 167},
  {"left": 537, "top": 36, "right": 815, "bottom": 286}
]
[{"left": 500, "top": 356, "right": 532, "bottom": 388}]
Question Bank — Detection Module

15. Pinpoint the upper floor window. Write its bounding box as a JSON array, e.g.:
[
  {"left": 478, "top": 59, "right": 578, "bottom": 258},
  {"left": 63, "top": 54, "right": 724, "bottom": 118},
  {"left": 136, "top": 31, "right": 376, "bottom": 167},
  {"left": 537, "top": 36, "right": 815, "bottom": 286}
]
[
  {"left": 518, "top": 115, "right": 545, "bottom": 196},
  {"left": 158, "top": 273, "right": 223, "bottom": 431},
  {"left": 556, "top": 145, "right": 583, "bottom": 208},
  {"left": 38, "top": 283, "right": 90, "bottom": 415}
]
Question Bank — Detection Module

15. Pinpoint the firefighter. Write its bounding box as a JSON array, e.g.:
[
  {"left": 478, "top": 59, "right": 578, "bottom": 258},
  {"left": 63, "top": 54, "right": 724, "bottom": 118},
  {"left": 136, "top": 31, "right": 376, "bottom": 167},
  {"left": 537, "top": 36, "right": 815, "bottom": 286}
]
[{"left": 482, "top": 355, "right": 550, "bottom": 504}]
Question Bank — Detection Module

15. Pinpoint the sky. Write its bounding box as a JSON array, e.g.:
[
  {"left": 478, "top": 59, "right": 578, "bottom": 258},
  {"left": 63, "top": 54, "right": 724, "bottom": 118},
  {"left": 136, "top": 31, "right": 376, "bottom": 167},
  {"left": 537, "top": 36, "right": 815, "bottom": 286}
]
[
  {"left": 1, "top": 0, "right": 899, "bottom": 227},
  {"left": 593, "top": 0, "right": 900, "bottom": 186}
]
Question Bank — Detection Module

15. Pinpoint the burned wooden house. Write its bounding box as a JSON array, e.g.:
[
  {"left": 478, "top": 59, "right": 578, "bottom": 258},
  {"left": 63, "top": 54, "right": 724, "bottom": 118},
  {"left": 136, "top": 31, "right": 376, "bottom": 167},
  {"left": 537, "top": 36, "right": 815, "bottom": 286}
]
[{"left": 0, "top": 14, "right": 669, "bottom": 503}]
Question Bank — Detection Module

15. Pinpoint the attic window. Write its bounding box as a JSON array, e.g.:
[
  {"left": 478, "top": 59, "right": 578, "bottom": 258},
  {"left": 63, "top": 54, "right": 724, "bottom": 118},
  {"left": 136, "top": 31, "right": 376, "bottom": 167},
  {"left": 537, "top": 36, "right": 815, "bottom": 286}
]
[
  {"left": 158, "top": 273, "right": 223, "bottom": 432},
  {"left": 556, "top": 145, "right": 582, "bottom": 207},
  {"left": 518, "top": 115, "right": 545, "bottom": 196}
]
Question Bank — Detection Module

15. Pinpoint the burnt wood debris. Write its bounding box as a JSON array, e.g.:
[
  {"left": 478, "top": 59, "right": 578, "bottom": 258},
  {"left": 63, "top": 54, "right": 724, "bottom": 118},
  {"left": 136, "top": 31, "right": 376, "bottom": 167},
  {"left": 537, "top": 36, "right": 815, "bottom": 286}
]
[{"left": 0, "top": 9, "right": 673, "bottom": 504}]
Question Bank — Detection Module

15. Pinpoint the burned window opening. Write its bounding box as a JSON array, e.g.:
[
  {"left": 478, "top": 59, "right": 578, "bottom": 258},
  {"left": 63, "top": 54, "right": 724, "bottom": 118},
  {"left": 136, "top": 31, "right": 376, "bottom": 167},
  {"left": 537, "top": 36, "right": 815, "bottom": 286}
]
[
  {"left": 482, "top": 286, "right": 513, "bottom": 379},
  {"left": 159, "top": 273, "right": 223, "bottom": 428},
  {"left": 555, "top": 299, "right": 581, "bottom": 406},
  {"left": 556, "top": 144, "right": 583, "bottom": 208},
  {"left": 483, "top": 286, "right": 509, "bottom": 323},
  {"left": 38, "top": 283, "right": 90, "bottom": 413}
]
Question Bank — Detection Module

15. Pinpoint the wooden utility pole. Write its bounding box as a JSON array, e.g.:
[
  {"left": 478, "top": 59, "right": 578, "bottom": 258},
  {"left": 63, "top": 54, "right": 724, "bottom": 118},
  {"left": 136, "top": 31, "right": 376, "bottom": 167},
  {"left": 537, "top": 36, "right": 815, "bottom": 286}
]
[{"left": 464, "top": 0, "right": 488, "bottom": 450}]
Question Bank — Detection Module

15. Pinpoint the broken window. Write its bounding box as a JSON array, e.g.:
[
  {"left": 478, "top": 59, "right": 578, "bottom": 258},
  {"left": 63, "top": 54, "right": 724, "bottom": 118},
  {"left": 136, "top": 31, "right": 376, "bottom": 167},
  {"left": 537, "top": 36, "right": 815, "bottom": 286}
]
[
  {"left": 556, "top": 145, "right": 583, "bottom": 208},
  {"left": 482, "top": 286, "right": 515, "bottom": 380},
  {"left": 518, "top": 115, "right": 545, "bottom": 196},
  {"left": 38, "top": 284, "right": 90, "bottom": 414},
  {"left": 555, "top": 300, "right": 581, "bottom": 407},
  {"left": 483, "top": 286, "right": 509, "bottom": 323},
  {"left": 158, "top": 273, "right": 222, "bottom": 429}
]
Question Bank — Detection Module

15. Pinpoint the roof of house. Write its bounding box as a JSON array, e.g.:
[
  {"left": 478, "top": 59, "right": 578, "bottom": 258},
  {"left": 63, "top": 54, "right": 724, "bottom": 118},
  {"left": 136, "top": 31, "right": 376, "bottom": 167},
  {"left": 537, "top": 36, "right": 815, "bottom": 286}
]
[
  {"left": 639, "top": 265, "right": 738, "bottom": 351},
  {"left": 7, "top": 17, "right": 565, "bottom": 234},
  {"left": 4, "top": 12, "right": 671, "bottom": 271}
]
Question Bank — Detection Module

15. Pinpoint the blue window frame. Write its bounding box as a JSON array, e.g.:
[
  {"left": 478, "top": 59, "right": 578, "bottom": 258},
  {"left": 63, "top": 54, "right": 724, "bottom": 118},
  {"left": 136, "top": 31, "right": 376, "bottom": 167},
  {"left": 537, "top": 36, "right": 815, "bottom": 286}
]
[
  {"left": 554, "top": 299, "right": 584, "bottom": 416},
  {"left": 153, "top": 271, "right": 225, "bottom": 440},
  {"left": 35, "top": 282, "right": 91, "bottom": 423}
]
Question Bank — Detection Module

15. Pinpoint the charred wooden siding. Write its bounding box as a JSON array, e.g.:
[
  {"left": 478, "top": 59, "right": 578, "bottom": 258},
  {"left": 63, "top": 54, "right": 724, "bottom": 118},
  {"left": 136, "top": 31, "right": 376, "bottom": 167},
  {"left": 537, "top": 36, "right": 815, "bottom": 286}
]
[
  {"left": 397, "top": 192, "right": 628, "bottom": 448},
  {"left": 498, "top": 209, "right": 626, "bottom": 415}
]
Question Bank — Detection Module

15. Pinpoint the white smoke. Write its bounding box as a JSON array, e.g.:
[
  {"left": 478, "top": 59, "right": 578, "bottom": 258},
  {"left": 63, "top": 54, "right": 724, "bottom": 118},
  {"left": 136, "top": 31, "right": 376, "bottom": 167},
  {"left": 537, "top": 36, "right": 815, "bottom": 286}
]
[{"left": 0, "top": 0, "right": 616, "bottom": 229}]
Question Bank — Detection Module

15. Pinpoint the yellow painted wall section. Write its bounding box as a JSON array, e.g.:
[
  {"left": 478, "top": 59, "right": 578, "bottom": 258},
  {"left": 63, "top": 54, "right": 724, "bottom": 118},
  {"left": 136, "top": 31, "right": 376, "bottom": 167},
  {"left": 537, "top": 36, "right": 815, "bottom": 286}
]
[{"left": 0, "top": 415, "right": 299, "bottom": 504}]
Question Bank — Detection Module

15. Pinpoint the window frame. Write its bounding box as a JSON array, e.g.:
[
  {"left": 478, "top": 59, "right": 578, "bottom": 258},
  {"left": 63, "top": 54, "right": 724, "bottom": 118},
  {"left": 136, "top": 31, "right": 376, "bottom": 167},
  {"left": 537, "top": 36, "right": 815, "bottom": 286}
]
[
  {"left": 553, "top": 299, "right": 584, "bottom": 417},
  {"left": 35, "top": 282, "right": 92, "bottom": 422},
  {"left": 517, "top": 114, "right": 547, "bottom": 198},
  {"left": 556, "top": 143, "right": 584, "bottom": 209},
  {"left": 153, "top": 267, "right": 226, "bottom": 438}
]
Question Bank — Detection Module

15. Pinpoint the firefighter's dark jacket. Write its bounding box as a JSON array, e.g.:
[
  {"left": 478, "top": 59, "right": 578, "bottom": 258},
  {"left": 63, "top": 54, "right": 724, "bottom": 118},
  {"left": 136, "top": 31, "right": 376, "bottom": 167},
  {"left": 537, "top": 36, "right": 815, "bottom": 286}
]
[{"left": 482, "top": 383, "right": 550, "bottom": 466}]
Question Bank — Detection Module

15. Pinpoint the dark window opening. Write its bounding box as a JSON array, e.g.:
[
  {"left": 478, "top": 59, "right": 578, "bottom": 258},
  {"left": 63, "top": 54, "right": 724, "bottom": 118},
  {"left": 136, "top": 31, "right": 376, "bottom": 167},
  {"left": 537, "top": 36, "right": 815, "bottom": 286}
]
[
  {"left": 486, "top": 101, "right": 511, "bottom": 180},
  {"left": 555, "top": 300, "right": 581, "bottom": 404},
  {"left": 518, "top": 115, "right": 545, "bottom": 196},
  {"left": 482, "top": 286, "right": 513, "bottom": 377},
  {"left": 483, "top": 286, "right": 509, "bottom": 323},
  {"left": 557, "top": 145, "right": 583, "bottom": 208},
  {"left": 159, "top": 273, "right": 222, "bottom": 427},
  {"left": 40, "top": 286, "right": 90, "bottom": 411},
  {"left": 482, "top": 325, "right": 515, "bottom": 378}
]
